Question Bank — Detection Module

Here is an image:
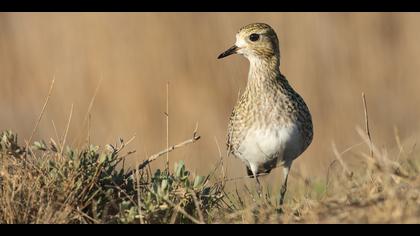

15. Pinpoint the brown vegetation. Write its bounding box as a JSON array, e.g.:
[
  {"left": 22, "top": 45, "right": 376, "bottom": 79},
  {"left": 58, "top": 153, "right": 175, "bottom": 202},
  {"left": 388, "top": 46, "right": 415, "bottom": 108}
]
[{"left": 1, "top": 13, "right": 420, "bottom": 223}]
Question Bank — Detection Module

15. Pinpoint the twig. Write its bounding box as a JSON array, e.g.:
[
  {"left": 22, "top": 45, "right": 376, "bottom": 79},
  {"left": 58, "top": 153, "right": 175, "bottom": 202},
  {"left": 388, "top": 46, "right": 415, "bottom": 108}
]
[
  {"left": 146, "top": 187, "right": 203, "bottom": 224},
  {"left": 326, "top": 142, "right": 365, "bottom": 184},
  {"left": 74, "top": 77, "right": 103, "bottom": 147},
  {"left": 83, "top": 77, "right": 102, "bottom": 128},
  {"left": 127, "top": 129, "right": 200, "bottom": 176},
  {"left": 134, "top": 164, "right": 145, "bottom": 224},
  {"left": 51, "top": 120, "right": 60, "bottom": 145},
  {"left": 356, "top": 127, "right": 385, "bottom": 170},
  {"left": 107, "top": 136, "right": 136, "bottom": 156},
  {"left": 74, "top": 207, "right": 101, "bottom": 224},
  {"left": 87, "top": 113, "right": 91, "bottom": 146},
  {"left": 60, "top": 103, "right": 74, "bottom": 156},
  {"left": 332, "top": 142, "right": 353, "bottom": 178},
  {"left": 394, "top": 126, "right": 405, "bottom": 162},
  {"left": 203, "top": 137, "right": 226, "bottom": 187},
  {"left": 325, "top": 141, "right": 364, "bottom": 191},
  {"left": 362, "top": 92, "right": 374, "bottom": 159},
  {"left": 165, "top": 81, "right": 170, "bottom": 172},
  {"left": 325, "top": 159, "right": 337, "bottom": 191},
  {"left": 51, "top": 120, "right": 63, "bottom": 152},
  {"left": 26, "top": 76, "right": 55, "bottom": 150},
  {"left": 190, "top": 189, "right": 205, "bottom": 223}
]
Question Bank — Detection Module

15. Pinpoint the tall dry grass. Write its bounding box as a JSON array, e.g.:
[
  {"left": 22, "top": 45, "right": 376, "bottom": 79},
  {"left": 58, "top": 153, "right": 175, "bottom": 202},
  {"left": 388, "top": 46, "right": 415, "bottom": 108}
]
[{"left": 1, "top": 13, "right": 420, "bottom": 193}]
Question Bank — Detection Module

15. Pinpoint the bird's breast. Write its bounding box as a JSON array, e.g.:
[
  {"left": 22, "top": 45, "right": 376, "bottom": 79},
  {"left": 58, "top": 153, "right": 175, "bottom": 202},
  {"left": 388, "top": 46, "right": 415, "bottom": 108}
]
[{"left": 236, "top": 123, "right": 303, "bottom": 168}]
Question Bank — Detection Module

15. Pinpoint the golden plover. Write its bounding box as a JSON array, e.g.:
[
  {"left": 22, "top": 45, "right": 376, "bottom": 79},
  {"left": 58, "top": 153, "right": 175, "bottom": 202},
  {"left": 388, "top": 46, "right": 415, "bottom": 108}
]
[{"left": 218, "top": 23, "right": 313, "bottom": 205}]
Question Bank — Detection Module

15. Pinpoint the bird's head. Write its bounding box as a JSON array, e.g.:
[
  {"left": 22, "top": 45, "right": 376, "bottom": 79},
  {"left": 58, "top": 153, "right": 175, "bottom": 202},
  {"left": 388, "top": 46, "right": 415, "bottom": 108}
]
[{"left": 218, "top": 23, "right": 280, "bottom": 62}]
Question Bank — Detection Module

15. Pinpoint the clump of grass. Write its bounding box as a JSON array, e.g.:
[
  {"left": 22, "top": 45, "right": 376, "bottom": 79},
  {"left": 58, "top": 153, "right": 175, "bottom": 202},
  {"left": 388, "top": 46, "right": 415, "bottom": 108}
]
[
  {"left": 2, "top": 127, "right": 420, "bottom": 224},
  {"left": 210, "top": 94, "right": 420, "bottom": 223},
  {"left": 0, "top": 130, "right": 225, "bottom": 224},
  {"left": 212, "top": 126, "right": 420, "bottom": 224},
  {"left": 1, "top": 125, "right": 420, "bottom": 224}
]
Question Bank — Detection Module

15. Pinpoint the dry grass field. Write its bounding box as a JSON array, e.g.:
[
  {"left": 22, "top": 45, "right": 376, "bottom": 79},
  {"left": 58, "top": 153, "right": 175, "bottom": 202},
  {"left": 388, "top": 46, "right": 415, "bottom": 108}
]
[{"left": 1, "top": 13, "right": 420, "bottom": 223}]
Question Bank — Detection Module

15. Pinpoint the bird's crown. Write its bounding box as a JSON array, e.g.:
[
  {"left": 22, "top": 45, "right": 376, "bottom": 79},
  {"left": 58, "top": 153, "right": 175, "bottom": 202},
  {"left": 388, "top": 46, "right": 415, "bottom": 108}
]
[
  {"left": 238, "top": 23, "right": 276, "bottom": 36},
  {"left": 236, "top": 23, "right": 280, "bottom": 59}
]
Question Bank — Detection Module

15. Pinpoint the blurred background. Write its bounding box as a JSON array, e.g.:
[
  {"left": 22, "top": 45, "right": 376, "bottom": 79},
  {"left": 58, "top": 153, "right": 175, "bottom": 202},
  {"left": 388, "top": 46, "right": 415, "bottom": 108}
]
[{"left": 1, "top": 13, "right": 419, "bottom": 188}]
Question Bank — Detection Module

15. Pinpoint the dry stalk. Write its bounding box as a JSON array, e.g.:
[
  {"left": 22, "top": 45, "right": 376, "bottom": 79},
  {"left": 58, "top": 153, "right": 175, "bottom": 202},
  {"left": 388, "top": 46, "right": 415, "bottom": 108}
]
[
  {"left": 127, "top": 128, "right": 200, "bottom": 176},
  {"left": 165, "top": 81, "right": 170, "bottom": 172},
  {"left": 74, "top": 77, "right": 103, "bottom": 147},
  {"left": 362, "top": 92, "right": 373, "bottom": 159},
  {"left": 60, "top": 104, "right": 74, "bottom": 156},
  {"left": 332, "top": 142, "right": 353, "bottom": 178},
  {"left": 134, "top": 164, "right": 145, "bottom": 224},
  {"left": 326, "top": 141, "right": 364, "bottom": 188},
  {"left": 190, "top": 189, "right": 205, "bottom": 223},
  {"left": 26, "top": 76, "right": 55, "bottom": 150}
]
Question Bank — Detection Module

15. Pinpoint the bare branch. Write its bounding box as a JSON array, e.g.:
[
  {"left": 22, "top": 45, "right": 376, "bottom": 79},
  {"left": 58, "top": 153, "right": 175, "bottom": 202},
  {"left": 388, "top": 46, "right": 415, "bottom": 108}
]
[{"left": 127, "top": 130, "right": 200, "bottom": 176}]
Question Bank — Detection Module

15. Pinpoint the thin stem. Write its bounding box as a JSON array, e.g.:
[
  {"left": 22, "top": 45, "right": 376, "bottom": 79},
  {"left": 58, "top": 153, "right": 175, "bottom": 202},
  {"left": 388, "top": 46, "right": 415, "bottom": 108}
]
[
  {"left": 26, "top": 76, "right": 55, "bottom": 150},
  {"left": 166, "top": 81, "right": 170, "bottom": 172},
  {"left": 332, "top": 142, "right": 353, "bottom": 178},
  {"left": 127, "top": 129, "right": 200, "bottom": 176},
  {"left": 134, "top": 165, "right": 145, "bottom": 224},
  {"left": 61, "top": 104, "right": 74, "bottom": 156},
  {"left": 362, "top": 92, "right": 373, "bottom": 159},
  {"left": 74, "top": 77, "right": 103, "bottom": 147}
]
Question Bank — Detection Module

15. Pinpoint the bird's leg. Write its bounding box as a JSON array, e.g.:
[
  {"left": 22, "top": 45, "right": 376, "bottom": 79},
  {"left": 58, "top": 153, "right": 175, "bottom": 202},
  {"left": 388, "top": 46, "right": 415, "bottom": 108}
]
[
  {"left": 254, "top": 173, "right": 263, "bottom": 198},
  {"left": 249, "top": 164, "right": 263, "bottom": 198},
  {"left": 279, "top": 165, "right": 290, "bottom": 206}
]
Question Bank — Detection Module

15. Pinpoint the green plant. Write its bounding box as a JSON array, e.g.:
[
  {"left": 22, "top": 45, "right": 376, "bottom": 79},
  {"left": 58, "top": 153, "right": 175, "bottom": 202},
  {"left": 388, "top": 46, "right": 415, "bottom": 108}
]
[{"left": 0, "top": 130, "right": 225, "bottom": 224}]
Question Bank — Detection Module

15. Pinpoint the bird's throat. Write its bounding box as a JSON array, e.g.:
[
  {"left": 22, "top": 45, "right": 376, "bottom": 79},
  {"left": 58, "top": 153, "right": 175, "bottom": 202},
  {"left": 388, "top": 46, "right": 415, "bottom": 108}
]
[{"left": 247, "top": 56, "right": 281, "bottom": 85}]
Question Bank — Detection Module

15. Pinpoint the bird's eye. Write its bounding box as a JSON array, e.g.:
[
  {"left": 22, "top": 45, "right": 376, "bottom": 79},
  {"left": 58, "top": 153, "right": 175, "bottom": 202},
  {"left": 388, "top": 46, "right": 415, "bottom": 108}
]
[{"left": 249, "top": 33, "right": 260, "bottom": 42}]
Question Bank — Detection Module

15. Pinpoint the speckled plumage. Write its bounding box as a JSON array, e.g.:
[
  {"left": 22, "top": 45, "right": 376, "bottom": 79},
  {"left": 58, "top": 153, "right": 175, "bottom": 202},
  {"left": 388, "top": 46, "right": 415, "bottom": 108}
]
[
  {"left": 219, "top": 23, "right": 313, "bottom": 205},
  {"left": 227, "top": 73, "right": 313, "bottom": 171}
]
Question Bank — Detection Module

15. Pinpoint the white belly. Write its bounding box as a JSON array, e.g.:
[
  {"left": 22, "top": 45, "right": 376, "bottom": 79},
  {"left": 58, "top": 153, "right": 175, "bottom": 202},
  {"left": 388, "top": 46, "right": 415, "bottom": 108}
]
[{"left": 237, "top": 123, "right": 302, "bottom": 172}]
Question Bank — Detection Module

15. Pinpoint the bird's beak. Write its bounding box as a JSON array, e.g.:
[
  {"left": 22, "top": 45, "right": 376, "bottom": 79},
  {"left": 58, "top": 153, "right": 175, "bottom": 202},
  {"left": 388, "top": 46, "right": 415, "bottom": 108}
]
[{"left": 217, "top": 45, "right": 238, "bottom": 59}]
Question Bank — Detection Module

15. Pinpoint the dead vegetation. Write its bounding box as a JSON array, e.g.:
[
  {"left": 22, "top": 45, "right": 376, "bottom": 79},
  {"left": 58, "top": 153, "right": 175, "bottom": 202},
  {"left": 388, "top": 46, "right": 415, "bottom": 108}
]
[
  {"left": 0, "top": 129, "right": 227, "bottom": 223},
  {"left": 1, "top": 109, "right": 420, "bottom": 223},
  {"left": 1, "top": 13, "right": 420, "bottom": 224}
]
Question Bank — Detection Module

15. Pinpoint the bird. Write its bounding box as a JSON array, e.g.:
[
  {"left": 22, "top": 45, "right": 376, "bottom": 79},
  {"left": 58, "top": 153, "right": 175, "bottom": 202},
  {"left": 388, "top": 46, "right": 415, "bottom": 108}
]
[{"left": 217, "top": 23, "right": 313, "bottom": 205}]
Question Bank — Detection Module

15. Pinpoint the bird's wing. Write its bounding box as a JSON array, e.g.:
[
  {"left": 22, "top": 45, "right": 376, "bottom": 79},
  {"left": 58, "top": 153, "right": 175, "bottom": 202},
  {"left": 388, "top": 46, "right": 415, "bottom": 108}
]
[{"left": 280, "top": 72, "right": 314, "bottom": 152}]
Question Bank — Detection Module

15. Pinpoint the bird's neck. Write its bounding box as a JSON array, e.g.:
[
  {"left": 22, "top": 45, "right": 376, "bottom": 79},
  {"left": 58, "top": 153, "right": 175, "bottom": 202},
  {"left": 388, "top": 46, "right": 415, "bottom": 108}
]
[{"left": 247, "top": 55, "right": 282, "bottom": 88}]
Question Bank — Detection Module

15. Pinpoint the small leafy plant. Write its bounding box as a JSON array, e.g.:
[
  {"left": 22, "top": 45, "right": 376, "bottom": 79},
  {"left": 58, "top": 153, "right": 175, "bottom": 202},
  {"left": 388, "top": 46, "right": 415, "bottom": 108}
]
[{"left": 0, "top": 130, "right": 225, "bottom": 224}]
